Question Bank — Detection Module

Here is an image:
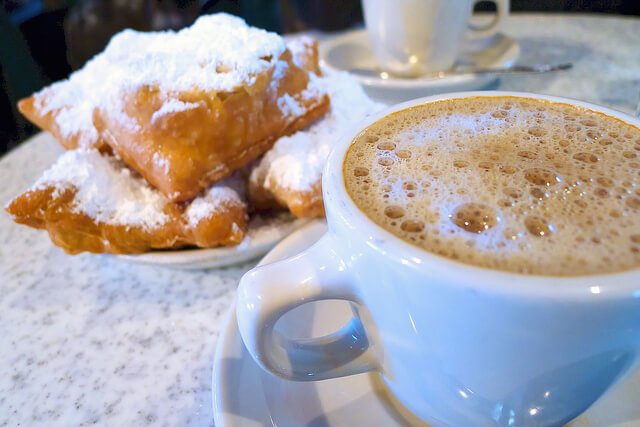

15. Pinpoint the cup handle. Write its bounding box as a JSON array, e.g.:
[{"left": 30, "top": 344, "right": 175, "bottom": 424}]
[
  {"left": 467, "top": 0, "right": 510, "bottom": 40},
  {"left": 236, "top": 232, "right": 378, "bottom": 381}
]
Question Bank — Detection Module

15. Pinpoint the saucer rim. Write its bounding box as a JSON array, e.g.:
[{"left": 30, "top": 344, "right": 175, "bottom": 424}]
[
  {"left": 212, "top": 220, "right": 326, "bottom": 426},
  {"left": 319, "top": 29, "right": 520, "bottom": 89}
]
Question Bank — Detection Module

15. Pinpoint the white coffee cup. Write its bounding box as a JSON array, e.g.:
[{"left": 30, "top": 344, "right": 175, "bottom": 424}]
[
  {"left": 362, "top": 0, "right": 510, "bottom": 76},
  {"left": 237, "top": 91, "right": 640, "bottom": 427}
]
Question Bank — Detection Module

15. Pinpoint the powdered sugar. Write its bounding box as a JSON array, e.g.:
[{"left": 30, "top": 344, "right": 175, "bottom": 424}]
[
  {"left": 30, "top": 149, "right": 245, "bottom": 230},
  {"left": 152, "top": 152, "right": 170, "bottom": 175},
  {"left": 252, "top": 70, "right": 385, "bottom": 192},
  {"left": 277, "top": 94, "right": 305, "bottom": 117},
  {"left": 89, "top": 13, "right": 284, "bottom": 93},
  {"left": 33, "top": 13, "right": 287, "bottom": 147},
  {"left": 185, "top": 183, "right": 245, "bottom": 227},
  {"left": 151, "top": 99, "right": 201, "bottom": 123},
  {"left": 35, "top": 82, "right": 98, "bottom": 146},
  {"left": 287, "top": 36, "right": 316, "bottom": 70},
  {"left": 34, "top": 150, "right": 170, "bottom": 228}
]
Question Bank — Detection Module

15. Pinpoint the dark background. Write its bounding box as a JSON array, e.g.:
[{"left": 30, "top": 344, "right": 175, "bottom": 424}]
[{"left": 1, "top": 0, "right": 640, "bottom": 154}]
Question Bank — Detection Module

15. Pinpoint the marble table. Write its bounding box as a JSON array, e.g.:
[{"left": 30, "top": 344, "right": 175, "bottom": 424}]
[{"left": 1, "top": 13, "right": 639, "bottom": 427}]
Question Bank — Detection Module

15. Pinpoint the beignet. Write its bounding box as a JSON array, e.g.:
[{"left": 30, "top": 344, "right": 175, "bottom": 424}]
[
  {"left": 249, "top": 71, "right": 384, "bottom": 218},
  {"left": 6, "top": 149, "right": 247, "bottom": 254}
]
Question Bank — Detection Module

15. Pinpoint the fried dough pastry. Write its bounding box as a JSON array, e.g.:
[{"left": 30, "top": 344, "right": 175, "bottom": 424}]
[
  {"left": 18, "top": 95, "right": 107, "bottom": 151},
  {"left": 249, "top": 71, "right": 385, "bottom": 218},
  {"left": 5, "top": 150, "right": 247, "bottom": 254},
  {"left": 94, "top": 51, "right": 327, "bottom": 201}
]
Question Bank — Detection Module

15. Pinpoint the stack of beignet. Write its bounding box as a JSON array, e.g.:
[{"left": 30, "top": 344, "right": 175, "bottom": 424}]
[{"left": 6, "top": 14, "right": 383, "bottom": 255}]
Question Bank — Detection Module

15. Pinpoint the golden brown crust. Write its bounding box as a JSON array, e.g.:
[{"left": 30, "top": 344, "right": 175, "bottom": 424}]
[
  {"left": 249, "top": 179, "right": 325, "bottom": 219},
  {"left": 17, "top": 97, "right": 110, "bottom": 152},
  {"left": 288, "top": 37, "right": 322, "bottom": 75},
  {"left": 5, "top": 186, "right": 248, "bottom": 255},
  {"left": 93, "top": 45, "right": 328, "bottom": 202}
]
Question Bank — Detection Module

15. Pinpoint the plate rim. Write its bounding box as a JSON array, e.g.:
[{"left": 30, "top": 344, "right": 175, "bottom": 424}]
[{"left": 116, "top": 217, "right": 310, "bottom": 268}]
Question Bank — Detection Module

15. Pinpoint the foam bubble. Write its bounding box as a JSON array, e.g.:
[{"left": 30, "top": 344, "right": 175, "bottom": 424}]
[
  {"left": 524, "top": 215, "right": 555, "bottom": 237},
  {"left": 531, "top": 188, "right": 549, "bottom": 199},
  {"left": 353, "top": 167, "right": 369, "bottom": 177},
  {"left": 450, "top": 203, "right": 498, "bottom": 234},
  {"left": 385, "top": 205, "right": 405, "bottom": 219},
  {"left": 453, "top": 160, "right": 469, "bottom": 168},
  {"left": 377, "top": 142, "right": 396, "bottom": 151},
  {"left": 396, "top": 150, "right": 412, "bottom": 159},
  {"left": 573, "top": 152, "right": 599, "bottom": 163},
  {"left": 524, "top": 168, "right": 561, "bottom": 186},
  {"left": 401, "top": 219, "right": 425, "bottom": 233}
]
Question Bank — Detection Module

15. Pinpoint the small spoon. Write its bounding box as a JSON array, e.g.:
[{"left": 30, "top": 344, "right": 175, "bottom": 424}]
[{"left": 349, "top": 63, "right": 573, "bottom": 80}]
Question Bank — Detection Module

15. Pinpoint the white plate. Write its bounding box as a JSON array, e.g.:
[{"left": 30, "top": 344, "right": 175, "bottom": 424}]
[
  {"left": 320, "top": 29, "right": 519, "bottom": 104},
  {"left": 118, "top": 214, "right": 309, "bottom": 269},
  {"left": 212, "top": 221, "right": 640, "bottom": 427}
]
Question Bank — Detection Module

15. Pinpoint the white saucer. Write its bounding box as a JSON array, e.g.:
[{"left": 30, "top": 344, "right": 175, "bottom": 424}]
[
  {"left": 213, "top": 221, "right": 640, "bottom": 426},
  {"left": 118, "top": 214, "right": 308, "bottom": 269},
  {"left": 320, "top": 29, "right": 519, "bottom": 104}
]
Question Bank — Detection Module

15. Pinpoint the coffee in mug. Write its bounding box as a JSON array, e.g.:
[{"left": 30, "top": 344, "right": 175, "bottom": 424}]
[{"left": 344, "top": 96, "right": 640, "bottom": 275}]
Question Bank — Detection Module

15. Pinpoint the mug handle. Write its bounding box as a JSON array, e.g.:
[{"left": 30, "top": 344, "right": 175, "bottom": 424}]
[
  {"left": 236, "top": 233, "right": 378, "bottom": 381},
  {"left": 467, "top": 0, "right": 510, "bottom": 40}
]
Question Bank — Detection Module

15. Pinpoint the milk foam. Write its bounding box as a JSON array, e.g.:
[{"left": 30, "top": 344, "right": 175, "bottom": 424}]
[{"left": 344, "top": 97, "right": 640, "bottom": 276}]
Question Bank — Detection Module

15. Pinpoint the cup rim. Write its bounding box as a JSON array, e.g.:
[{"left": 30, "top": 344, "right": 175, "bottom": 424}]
[{"left": 323, "top": 90, "right": 640, "bottom": 300}]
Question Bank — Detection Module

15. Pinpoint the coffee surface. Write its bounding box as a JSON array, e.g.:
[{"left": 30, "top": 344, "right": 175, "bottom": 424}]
[{"left": 344, "top": 96, "right": 640, "bottom": 275}]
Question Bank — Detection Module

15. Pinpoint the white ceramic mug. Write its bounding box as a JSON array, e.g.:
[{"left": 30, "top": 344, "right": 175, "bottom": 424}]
[
  {"left": 237, "top": 91, "right": 640, "bottom": 427},
  {"left": 362, "top": 0, "right": 510, "bottom": 76}
]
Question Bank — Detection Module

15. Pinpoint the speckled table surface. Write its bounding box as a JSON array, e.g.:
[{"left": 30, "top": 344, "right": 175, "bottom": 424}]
[{"left": 1, "top": 13, "right": 639, "bottom": 427}]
